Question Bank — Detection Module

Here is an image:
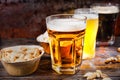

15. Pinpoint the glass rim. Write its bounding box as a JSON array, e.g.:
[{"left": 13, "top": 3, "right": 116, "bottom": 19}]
[
  {"left": 46, "top": 14, "right": 87, "bottom": 22},
  {"left": 91, "top": 2, "right": 119, "bottom": 7},
  {"left": 74, "top": 8, "right": 98, "bottom": 14},
  {"left": 91, "top": 2, "right": 119, "bottom": 13},
  {"left": 46, "top": 14, "right": 87, "bottom": 32}
]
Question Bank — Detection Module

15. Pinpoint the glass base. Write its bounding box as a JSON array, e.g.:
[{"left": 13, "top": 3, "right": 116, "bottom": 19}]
[
  {"left": 52, "top": 65, "right": 76, "bottom": 74},
  {"left": 82, "top": 53, "right": 95, "bottom": 60}
]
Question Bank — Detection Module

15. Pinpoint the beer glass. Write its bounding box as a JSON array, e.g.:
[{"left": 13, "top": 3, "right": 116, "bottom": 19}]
[
  {"left": 74, "top": 8, "right": 99, "bottom": 59},
  {"left": 46, "top": 14, "right": 86, "bottom": 74},
  {"left": 91, "top": 3, "right": 119, "bottom": 46}
]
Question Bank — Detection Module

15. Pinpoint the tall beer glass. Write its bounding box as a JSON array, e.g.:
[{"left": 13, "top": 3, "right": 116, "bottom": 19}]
[
  {"left": 46, "top": 14, "right": 86, "bottom": 74},
  {"left": 91, "top": 3, "right": 119, "bottom": 46},
  {"left": 74, "top": 8, "right": 98, "bottom": 59}
]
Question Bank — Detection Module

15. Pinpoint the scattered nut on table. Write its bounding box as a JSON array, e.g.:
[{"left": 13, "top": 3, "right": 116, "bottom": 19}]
[
  {"left": 83, "top": 72, "right": 93, "bottom": 77},
  {"left": 87, "top": 72, "right": 97, "bottom": 80},
  {"left": 105, "top": 55, "right": 120, "bottom": 64},
  {"left": 102, "top": 77, "right": 112, "bottom": 80},
  {"left": 83, "top": 70, "right": 111, "bottom": 80},
  {"left": 96, "top": 70, "right": 102, "bottom": 77},
  {"left": 105, "top": 57, "right": 118, "bottom": 64},
  {"left": 116, "top": 55, "right": 120, "bottom": 62},
  {"left": 101, "top": 73, "right": 109, "bottom": 78},
  {"left": 117, "top": 47, "right": 120, "bottom": 52}
]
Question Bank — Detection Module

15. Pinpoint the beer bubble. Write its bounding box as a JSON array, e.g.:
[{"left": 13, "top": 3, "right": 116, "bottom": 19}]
[{"left": 47, "top": 19, "right": 86, "bottom": 32}]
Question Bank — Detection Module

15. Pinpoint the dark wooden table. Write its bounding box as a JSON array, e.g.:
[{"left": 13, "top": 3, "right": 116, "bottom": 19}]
[{"left": 0, "top": 37, "right": 120, "bottom": 80}]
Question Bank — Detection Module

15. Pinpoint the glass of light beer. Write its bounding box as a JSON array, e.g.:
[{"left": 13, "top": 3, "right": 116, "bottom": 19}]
[
  {"left": 74, "top": 8, "right": 99, "bottom": 59},
  {"left": 46, "top": 14, "right": 86, "bottom": 74},
  {"left": 91, "top": 3, "right": 119, "bottom": 46}
]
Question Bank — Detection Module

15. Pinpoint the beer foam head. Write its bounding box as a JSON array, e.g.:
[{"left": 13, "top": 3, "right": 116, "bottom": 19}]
[
  {"left": 92, "top": 5, "right": 119, "bottom": 14},
  {"left": 47, "top": 19, "right": 86, "bottom": 32},
  {"left": 73, "top": 14, "right": 98, "bottom": 19}
]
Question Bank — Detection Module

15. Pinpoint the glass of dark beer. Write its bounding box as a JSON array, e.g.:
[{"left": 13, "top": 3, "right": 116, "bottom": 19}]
[{"left": 91, "top": 3, "right": 119, "bottom": 46}]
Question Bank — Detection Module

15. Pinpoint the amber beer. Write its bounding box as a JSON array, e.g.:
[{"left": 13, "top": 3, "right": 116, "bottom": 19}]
[
  {"left": 46, "top": 14, "right": 86, "bottom": 74},
  {"left": 74, "top": 9, "right": 98, "bottom": 59},
  {"left": 91, "top": 3, "right": 119, "bottom": 46}
]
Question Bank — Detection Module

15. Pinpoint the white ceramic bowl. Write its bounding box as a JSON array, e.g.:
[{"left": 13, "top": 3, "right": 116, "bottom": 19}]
[{"left": 0, "top": 45, "right": 44, "bottom": 76}]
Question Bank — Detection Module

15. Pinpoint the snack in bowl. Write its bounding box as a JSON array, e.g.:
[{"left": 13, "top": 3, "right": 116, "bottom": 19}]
[
  {"left": 37, "top": 31, "right": 50, "bottom": 54},
  {"left": 0, "top": 45, "right": 44, "bottom": 76}
]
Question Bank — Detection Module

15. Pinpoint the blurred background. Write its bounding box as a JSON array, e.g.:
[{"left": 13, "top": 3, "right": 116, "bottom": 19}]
[{"left": 0, "top": 0, "right": 120, "bottom": 39}]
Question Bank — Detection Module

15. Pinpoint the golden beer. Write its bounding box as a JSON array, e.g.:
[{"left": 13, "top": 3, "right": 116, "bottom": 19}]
[
  {"left": 74, "top": 9, "right": 98, "bottom": 59},
  {"left": 46, "top": 15, "right": 86, "bottom": 74},
  {"left": 83, "top": 16, "right": 98, "bottom": 59}
]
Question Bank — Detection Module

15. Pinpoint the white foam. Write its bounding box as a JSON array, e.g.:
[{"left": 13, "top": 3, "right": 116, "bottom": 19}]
[
  {"left": 92, "top": 6, "right": 119, "bottom": 14},
  {"left": 47, "top": 19, "right": 86, "bottom": 32},
  {"left": 73, "top": 14, "right": 98, "bottom": 19}
]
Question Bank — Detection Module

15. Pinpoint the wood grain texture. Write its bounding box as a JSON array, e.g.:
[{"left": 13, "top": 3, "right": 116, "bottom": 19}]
[{"left": 0, "top": 37, "right": 120, "bottom": 80}]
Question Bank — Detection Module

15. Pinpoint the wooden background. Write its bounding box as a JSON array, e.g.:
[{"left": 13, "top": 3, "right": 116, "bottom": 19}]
[{"left": 0, "top": 0, "right": 120, "bottom": 39}]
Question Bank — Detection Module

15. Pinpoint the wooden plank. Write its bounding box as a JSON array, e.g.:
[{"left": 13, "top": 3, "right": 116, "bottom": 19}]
[
  {"left": 0, "top": 53, "right": 120, "bottom": 79},
  {"left": 0, "top": 38, "right": 120, "bottom": 79}
]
